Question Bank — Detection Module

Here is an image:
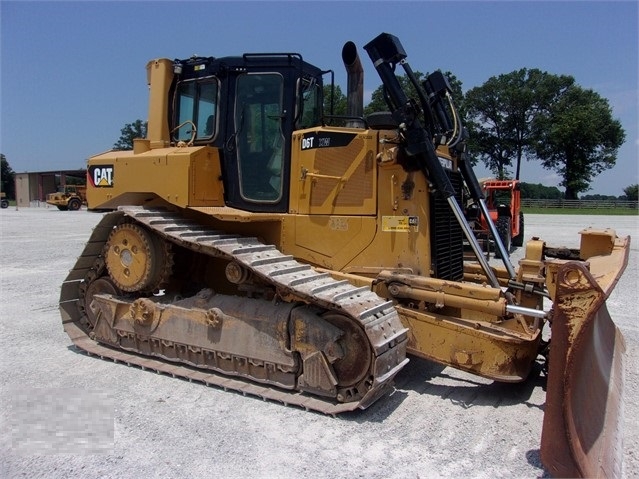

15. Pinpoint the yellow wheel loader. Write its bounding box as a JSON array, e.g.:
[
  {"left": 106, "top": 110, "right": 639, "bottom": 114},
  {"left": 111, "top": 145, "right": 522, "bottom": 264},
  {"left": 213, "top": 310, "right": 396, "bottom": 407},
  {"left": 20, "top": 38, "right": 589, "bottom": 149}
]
[
  {"left": 46, "top": 184, "right": 87, "bottom": 211},
  {"left": 60, "top": 33, "right": 629, "bottom": 477}
]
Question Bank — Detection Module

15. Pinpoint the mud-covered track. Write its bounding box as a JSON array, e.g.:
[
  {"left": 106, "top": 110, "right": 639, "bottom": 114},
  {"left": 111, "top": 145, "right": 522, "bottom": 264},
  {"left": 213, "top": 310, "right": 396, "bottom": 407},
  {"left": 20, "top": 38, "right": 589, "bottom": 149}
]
[
  {"left": 64, "top": 319, "right": 368, "bottom": 415},
  {"left": 60, "top": 206, "right": 409, "bottom": 414}
]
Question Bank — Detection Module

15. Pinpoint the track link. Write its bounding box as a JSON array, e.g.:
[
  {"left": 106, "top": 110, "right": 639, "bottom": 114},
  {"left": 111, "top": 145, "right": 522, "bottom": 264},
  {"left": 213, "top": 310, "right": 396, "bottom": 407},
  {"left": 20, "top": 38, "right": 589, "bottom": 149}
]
[{"left": 60, "top": 206, "right": 409, "bottom": 414}]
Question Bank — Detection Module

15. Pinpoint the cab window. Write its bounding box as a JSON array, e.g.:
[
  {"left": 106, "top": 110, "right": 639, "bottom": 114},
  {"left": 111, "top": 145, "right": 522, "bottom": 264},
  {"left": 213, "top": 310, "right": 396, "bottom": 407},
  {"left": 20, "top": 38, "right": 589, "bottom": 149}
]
[
  {"left": 235, "top": 73, "right": 284, "bottom": 202},
  {"left": 174, "top": 80, "right": 218, "bottom": 141},
  {"left": 297, "top": 78, "right": 322, "bottom": 130}
]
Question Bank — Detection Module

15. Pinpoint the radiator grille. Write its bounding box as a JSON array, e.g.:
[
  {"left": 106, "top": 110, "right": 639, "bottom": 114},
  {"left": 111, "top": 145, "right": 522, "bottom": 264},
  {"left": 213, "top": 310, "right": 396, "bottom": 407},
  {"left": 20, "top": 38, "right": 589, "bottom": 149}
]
[{"left": 430, "top": 170, "right": 464, "bottom": 281}]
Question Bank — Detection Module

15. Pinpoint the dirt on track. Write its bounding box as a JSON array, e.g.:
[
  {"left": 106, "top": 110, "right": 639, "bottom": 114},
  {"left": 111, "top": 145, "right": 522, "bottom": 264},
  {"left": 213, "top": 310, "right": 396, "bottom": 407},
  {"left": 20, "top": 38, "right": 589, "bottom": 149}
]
[{"left": 1, "top": 207, "right": 637, "bottom": 478}]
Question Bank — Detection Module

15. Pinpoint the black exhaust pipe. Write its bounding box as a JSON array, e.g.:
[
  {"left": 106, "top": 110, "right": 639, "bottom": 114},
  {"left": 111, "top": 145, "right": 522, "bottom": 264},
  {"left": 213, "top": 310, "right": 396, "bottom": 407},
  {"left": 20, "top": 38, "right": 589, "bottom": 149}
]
[{"left": 342, "top": 41, "right": 364, "bottom": 128}]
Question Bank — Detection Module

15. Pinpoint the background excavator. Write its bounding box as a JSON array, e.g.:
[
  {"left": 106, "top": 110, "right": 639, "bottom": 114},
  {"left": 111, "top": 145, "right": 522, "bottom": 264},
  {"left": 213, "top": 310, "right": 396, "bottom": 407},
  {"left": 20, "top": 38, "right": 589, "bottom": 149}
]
[{"left": 60, "top": 33, "right": 629, "bottom": 477}]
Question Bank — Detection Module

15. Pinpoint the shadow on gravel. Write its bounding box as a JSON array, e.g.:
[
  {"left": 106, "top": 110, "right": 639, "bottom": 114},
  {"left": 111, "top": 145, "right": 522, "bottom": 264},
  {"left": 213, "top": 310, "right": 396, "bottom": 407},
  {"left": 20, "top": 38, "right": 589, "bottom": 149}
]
[
  {"left": 342, "top": 356, "right": 548, "bottom": 425},
  {"left": 344, "top": 387, "right": 411, "bottom": 423},
  {"left": 394, "top": 356, "right": 547, "bottom": 410},
  {"left": 526, "top": 449, "right": 552, "bottom": 478},
  {"left": 66, "top": 342, "right": 546, "bottom": 425}
]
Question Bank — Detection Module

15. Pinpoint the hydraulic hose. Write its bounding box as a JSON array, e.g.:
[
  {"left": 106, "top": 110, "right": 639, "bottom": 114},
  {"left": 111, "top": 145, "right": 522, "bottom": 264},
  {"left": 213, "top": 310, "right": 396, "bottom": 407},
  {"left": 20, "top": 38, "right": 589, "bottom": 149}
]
[
  {"left": 457, "top": 154, "right": 516, "bottom": 279},
  {"left": 364, "top": 33, "right": 502, "bottom": 290}
]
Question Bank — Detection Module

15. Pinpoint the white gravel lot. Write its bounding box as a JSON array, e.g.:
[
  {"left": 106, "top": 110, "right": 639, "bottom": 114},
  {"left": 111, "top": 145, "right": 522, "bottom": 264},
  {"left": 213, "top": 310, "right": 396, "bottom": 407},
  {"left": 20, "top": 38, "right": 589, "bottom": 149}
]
[{"left": 0, "top": 207, "right": 637, "bottom": 478}]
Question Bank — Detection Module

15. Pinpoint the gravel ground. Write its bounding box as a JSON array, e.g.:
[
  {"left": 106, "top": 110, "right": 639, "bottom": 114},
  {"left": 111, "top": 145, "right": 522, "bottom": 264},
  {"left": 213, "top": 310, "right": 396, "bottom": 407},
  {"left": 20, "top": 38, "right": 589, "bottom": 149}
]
[{"left": 0, "top": 207, "right": 637, "bottom": 478}]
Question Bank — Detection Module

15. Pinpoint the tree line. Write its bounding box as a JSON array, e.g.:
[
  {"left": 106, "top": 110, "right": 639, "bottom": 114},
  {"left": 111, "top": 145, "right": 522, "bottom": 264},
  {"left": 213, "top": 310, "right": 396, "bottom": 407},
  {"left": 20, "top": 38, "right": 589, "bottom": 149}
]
[
  {"left": 519, "top": 182, "right": 637, "bottom": 201},
  {"left": 114, "top": 68, "right": 628, "bottom": 200},
  {"left": 5, "top": 64, "right": 626, "bottom": 202},
  {"left": 328, "top": 67, "right": 627, "bottom": 200}
]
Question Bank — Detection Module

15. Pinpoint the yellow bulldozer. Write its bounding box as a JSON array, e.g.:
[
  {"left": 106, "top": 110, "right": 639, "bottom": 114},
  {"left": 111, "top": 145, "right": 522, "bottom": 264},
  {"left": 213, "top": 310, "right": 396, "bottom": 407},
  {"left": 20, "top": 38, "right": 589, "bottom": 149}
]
[{"left": 60, "top": 33, "right": 629, "bottom": 477}]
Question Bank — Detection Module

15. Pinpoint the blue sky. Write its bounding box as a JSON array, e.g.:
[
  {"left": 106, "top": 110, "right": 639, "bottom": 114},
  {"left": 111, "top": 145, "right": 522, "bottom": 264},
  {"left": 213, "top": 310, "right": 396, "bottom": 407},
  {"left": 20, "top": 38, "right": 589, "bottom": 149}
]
[{"left": 1, "top": 1, "right": 637, "bottom": 196}]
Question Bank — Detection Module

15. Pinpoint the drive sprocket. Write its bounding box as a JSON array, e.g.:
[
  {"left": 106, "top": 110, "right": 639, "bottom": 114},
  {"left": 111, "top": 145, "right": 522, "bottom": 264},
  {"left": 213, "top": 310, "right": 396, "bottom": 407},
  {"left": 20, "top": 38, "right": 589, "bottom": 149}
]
[{"left": 105, "top": 222, "right": 172, "bottom": 292}]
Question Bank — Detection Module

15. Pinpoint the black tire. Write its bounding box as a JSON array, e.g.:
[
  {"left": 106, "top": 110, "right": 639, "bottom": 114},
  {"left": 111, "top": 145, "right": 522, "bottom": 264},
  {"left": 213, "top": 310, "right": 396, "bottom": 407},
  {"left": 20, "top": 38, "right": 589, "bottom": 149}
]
[
  {"left": 56, "top": 205, "right": 68, "bottom": 211},
  {"left": 68, "top": 198, "right": 82, "bottom": 211},
  {"left": 512, "top": 212, "right": 525, "bottom": 247},
  {"left": 494, "top": 215, "right": 512, "bottom": 259},
  {"left": 0, "top": 199, "right": 8, "bottom": 209}
]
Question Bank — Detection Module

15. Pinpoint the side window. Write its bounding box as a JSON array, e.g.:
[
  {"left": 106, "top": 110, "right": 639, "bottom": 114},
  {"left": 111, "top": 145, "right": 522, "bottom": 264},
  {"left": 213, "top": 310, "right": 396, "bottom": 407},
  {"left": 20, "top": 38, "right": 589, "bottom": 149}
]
[
  {"left": 176, "top": 83, "right": 195, "bottom": 140},
  {"left": 235, "top": 73, "right": 284, "bottom": 202},
  {"left": 298, "top": 79, "right": 322, "bottom": 130},
  {"left": 174, "top": 80, "right": 218, "bottom": 141},
  {"left": 197, "top": 83, "right": 217, "bottom": 139}
]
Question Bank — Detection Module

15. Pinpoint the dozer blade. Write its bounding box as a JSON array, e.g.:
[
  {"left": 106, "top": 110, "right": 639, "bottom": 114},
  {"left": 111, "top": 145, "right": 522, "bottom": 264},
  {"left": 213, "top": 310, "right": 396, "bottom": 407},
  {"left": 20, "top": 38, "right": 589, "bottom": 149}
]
[{"left": 541, "top": 254, "right": 628, "bottom": 478}]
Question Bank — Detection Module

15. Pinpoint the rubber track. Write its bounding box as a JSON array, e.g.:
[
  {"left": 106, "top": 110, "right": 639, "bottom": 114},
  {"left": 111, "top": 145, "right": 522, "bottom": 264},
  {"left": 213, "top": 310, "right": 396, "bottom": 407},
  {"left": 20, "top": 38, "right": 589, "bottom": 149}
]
[{"left": 60, "top": 206, "right": 409, "bottom": 415}]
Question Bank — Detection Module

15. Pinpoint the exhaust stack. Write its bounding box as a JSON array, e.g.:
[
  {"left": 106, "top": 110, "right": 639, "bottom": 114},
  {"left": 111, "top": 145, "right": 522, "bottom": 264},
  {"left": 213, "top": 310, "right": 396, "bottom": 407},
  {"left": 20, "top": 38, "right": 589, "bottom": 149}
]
[
  {"left": 342, "top": 41, "right": 365, "bottom": 128},
  {"left": 145, "top": 58, "right": 174, "bottom": 149}
]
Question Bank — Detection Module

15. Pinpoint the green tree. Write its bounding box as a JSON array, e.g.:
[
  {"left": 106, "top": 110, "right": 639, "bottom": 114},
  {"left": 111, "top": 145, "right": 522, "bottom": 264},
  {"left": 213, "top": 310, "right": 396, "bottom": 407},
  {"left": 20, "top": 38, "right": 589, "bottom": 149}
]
[
  {"left": 581, "top": 194, "right": 618, "bottom": 201},
  {"left": 1, "top": 154, "right": 16, "bottom": 199},
  {"left": 532, "top": 86, "right": 625, "bottom": 199},
  {"left": 113, "top": 120, "right": 148, "bottom": 150},
  {"left": 364, "top": 70, "right": 465, "bottom": 118},
  {"left": 464, "top": 69, "right": 574, "bottom": 180},
  {"left": 365, "top": 72, "right": 420, "bottom": 115},
  {"left": 520, "top": 182, "right": 564, "bottom": 199},
  {"left": 622, "top": 184, "right": 638, "bottom": 201},
  {"left": 323, "top": 84, "right": 348, "bottom": 124}
]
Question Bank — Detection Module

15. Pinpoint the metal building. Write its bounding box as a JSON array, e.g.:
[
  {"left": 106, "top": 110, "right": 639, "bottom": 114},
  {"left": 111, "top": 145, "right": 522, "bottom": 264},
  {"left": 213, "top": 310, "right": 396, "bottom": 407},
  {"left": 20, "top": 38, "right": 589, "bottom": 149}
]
[{"left": 14, "top": 170, "right": 86, "bottom": 207}]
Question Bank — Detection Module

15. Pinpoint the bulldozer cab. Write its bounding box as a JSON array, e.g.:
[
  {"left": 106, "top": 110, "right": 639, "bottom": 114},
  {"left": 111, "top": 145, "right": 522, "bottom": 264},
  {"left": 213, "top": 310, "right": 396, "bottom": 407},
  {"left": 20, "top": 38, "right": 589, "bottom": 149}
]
[{"left": 168, "top": 54, "right": 325, "bottom": 213}]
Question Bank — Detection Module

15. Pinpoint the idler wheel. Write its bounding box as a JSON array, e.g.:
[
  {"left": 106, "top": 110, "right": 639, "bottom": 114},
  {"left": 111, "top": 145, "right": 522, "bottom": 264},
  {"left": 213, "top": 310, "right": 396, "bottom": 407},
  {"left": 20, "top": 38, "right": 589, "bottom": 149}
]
[
  {"left": 83, "top": 277, "right": 120, "bottom": 328},
  {"left": 323, "top": 313, "right": 372, "bottom": 388},
  {"left": 105, "top": 223, "right": 171, "bottom": 292}
]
